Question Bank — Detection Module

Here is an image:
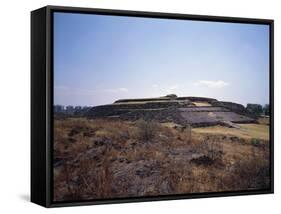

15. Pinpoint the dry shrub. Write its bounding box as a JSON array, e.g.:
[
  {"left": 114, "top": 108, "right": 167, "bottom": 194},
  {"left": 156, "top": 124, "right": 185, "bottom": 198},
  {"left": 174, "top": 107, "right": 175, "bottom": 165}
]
[
  {"left": 224, "top": 154, "right": 269, "bottom": 190},
  {"left": 185, "top": 124, "right": 192, "bottom": 143},
  {"left": 196, "top": 137, "right": 224, "bottom": 162},
  {"left": 54, "top": 151, "right": 114, "bottom": 201},
  {"left": 135, "top": 119, "right": 160, "bottom": 142},
  {"left": 207, "top": 141, "right": 223, "bottom": 161},
  {"left": 163, "top": 162, "right": 194, "bottom": 194}
]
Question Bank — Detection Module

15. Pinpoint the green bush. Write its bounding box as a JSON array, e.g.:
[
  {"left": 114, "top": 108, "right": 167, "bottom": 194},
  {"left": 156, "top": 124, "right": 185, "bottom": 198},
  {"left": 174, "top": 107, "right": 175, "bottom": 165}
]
[{"left": 251, "top": 138, "right": 261, "bottom": 146}]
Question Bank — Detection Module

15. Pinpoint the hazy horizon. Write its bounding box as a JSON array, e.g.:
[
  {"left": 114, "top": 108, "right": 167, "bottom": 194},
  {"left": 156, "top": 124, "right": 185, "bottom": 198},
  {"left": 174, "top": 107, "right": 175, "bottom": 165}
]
[{"left": 54, "top": 12, "right": 270, "bottom": 107}]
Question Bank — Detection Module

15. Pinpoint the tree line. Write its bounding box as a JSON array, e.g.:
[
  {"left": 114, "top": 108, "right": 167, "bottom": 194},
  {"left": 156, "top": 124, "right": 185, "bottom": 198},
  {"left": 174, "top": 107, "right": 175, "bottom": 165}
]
[{"left": 246, "top": 104, "right": 269, "bottom": 117}]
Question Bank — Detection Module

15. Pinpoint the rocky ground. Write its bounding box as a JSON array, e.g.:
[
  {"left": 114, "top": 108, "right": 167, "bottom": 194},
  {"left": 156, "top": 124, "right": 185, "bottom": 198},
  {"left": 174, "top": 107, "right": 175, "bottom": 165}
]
[{"left": 53, "top": 117, "right": 270, "bottom": 202}]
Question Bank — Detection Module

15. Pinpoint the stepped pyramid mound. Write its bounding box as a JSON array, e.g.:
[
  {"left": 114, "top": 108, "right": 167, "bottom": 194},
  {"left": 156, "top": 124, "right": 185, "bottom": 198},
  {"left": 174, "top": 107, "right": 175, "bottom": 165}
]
[{"left": 86, "top": 94, "right": 256, "bottom": 127}]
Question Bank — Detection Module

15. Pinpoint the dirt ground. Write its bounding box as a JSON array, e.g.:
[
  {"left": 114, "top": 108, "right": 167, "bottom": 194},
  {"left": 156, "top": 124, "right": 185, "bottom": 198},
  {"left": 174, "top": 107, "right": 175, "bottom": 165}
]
[{"left": 53, "top": 117, "right": 270, "bottom": 202}]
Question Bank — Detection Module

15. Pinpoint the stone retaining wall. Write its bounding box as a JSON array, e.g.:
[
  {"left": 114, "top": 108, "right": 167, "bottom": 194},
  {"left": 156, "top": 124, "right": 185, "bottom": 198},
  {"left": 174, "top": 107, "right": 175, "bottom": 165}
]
[{"left": 85, "top": 95, "right": 256, "bottom": 127}]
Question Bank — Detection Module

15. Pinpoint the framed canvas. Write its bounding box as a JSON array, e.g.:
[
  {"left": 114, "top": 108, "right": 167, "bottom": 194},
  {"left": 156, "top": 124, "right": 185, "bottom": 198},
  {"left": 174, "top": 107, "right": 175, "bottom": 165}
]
[{"left": 31, "top": 5, "right": 274, "bottom": 207}]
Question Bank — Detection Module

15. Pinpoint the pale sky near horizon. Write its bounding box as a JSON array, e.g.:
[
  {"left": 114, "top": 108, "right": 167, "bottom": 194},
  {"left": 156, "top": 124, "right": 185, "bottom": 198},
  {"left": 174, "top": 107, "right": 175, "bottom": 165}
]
[{"left": 54, "top": 12, "right": 270, "bottom": 107}]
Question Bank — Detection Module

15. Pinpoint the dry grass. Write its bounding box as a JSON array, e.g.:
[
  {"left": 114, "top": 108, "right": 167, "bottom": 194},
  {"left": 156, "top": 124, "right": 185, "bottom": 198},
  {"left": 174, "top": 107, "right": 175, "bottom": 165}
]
[
  {"left": 193, "top": 123, "right": 269, "bottom": 140},
  {"left": 53, "top": 117, "right": 270, "bottom": 201},
  {"left": 258, "top": 117, "right": 270, "bottom": 125},
  {"left": 135, "top": 119, "right": 160, "bottom": 142}
]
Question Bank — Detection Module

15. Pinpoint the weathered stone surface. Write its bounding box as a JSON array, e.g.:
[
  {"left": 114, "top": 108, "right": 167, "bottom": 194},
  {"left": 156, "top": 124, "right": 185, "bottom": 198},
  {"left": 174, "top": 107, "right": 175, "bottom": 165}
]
[
  {"left": 211, "top": 101, "right": 251, "bottom": 116},
  {"left": 85, "top": 95, "right": 256, "bottom": 127}
]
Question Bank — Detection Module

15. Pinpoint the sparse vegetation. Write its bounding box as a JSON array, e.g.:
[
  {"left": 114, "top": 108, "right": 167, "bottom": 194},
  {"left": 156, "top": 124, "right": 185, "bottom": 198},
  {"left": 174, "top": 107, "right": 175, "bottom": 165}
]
[
  {"left": 193, "top": 123, "right": 269, "bottom": 140},
  {"left": 222, "top": 151, "right": 269, "bottom": 190},
  {"left": 53, "top": 117, "right": 270, "bottom": 201},
  {"left": 135, "top": 119, "right": 160, "bottom": 142},
  {"left": 251, "top": 138, "right": 261, "bottom": 146},
  {"left": 258, "top": 117, "right": 270, "bottom": 125}
]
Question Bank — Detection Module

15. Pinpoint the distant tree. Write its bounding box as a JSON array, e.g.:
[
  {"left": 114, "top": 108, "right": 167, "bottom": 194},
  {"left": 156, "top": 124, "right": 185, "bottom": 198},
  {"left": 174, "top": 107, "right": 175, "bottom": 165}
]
[
  {"left": 263, "top": 104, "right": 270, "bottom": 116},
  {"left": 246, "top": 104, "right": 263, "bottom": 117}
]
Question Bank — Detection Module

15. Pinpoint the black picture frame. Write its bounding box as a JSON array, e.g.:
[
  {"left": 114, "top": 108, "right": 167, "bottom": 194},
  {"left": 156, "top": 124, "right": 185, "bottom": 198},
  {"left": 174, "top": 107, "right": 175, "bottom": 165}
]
[{"left": 31, "top": 5, "right": 274, "bottom": 208}]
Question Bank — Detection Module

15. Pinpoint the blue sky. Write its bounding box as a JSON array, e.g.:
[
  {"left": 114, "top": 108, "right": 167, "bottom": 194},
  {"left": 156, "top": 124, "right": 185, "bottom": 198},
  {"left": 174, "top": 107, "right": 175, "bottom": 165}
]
[{"left": 54, "top": 12, "right": 270, "bottom": 107}]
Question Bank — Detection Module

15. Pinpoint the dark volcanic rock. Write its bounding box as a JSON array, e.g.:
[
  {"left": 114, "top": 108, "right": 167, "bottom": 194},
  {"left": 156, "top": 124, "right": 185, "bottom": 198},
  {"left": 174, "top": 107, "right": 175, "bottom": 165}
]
[
  {"left": 190, "top": 155, "right": 215, "bottom": 166},
  {"left": 68, "top": 129, "right": 80, "bottom": 137}
]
